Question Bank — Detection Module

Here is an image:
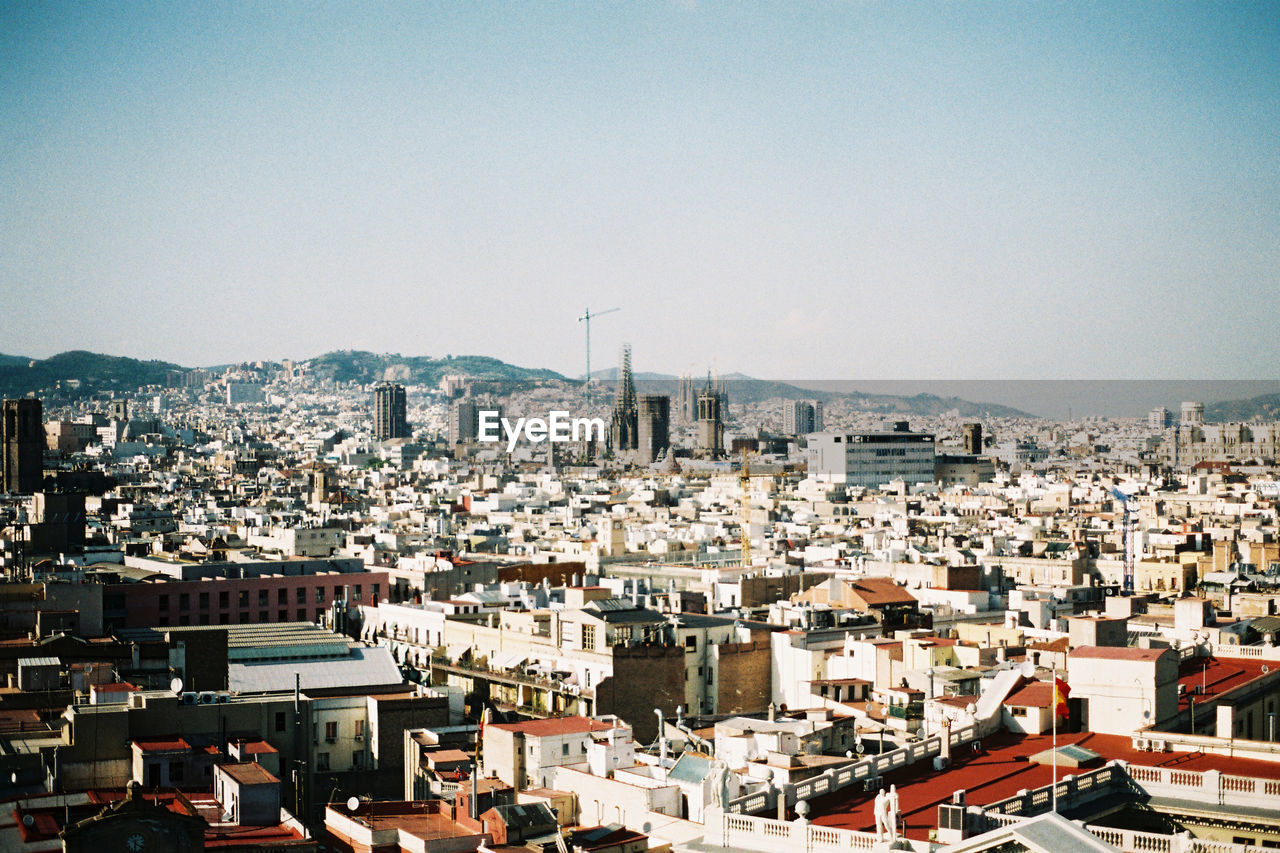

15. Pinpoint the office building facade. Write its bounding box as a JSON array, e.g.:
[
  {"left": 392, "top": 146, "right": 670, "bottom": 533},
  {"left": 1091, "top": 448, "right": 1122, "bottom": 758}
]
[
  {"left": 373, "top": 383, "right": 409, "bottom": 441},
  {"left": 806, "top": 425, "right": 937, "bottom": 488}
]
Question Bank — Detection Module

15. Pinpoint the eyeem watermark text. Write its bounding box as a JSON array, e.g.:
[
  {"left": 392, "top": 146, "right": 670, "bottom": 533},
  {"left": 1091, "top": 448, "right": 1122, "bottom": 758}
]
[{"left": 478, "top": 410, "right": 606, "bottom": 452}]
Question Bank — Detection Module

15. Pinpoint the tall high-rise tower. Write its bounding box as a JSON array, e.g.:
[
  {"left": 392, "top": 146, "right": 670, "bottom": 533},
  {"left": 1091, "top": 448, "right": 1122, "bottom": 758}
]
[
  {"left": 962, "top": 423, "right": 983, "bottom": 455},
  {"left": 2, "top": 398, "right": 43, "bottom": 494},
  {"left": 637, "top": 394, "right": 670, "bottom": 464},
  {"left": 782, "top": 401, "right": 823, "bottom": 436},
  {"left": 697, "top": 377, "right": 723, "bottom": 456},
  {"left": 373, "top": 382, "right": 409, "bottom": 441},
  {"left": 675, "top": 373, "right": 696, "bottom": 423},
  {"left": 610, "top": 345, "right": 639, "bottom": 452}
]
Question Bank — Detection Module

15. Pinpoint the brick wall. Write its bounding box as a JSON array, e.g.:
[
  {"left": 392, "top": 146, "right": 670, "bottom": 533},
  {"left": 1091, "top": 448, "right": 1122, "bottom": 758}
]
[
  {"left": 597, "top": 645, "right": 686, "bottom": 743},
  {"left": 714, "top": 640, "right": 772, "bottom": 715}
]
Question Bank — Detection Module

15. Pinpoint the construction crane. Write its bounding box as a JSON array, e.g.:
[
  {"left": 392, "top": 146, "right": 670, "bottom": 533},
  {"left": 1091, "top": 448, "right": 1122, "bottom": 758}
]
[
  {"left": 577, "top": 307, "right": 619, "bottom": 407},
  {"left": 740, "top": 448, "right": 754, "bottom": 568},
  {"left": 1110, "top": 486, "right": 1135, "bottom": 594}
]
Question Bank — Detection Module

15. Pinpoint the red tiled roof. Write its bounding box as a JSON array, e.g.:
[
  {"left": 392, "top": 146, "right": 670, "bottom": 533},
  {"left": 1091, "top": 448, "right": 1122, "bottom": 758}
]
[
  {"left": 92, "top": 682, "right": 137, "bottom": 693},
  {"left": 1070, "top": 646, "right": 1169, "bottom": 661},
  {"left": 1005, "top": 682, "right": 1054, "bottom": 708},
  {"left": 133, "top": 738, "right": 191, "bottom": 753},
  {"left": 847, "top": 578, "right": 917, "bottom": 606},
  {"left": 217, "top": 762, "right": 278, "bottom": 786},
  {"left": 810, "top": 730, "right": 1280, "bottom": 842},
  {"left": 239, "top": 741, "right": 277, "bottom": 755},
  {"left": 1177, "top": 656, "right": 1271, "bottom": 708}
]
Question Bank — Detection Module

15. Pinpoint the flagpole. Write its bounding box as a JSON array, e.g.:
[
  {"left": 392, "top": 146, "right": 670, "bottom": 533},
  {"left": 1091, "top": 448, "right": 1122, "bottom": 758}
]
[{"left": 1051, "top": 663, "right": 1058, "bottom": 814}]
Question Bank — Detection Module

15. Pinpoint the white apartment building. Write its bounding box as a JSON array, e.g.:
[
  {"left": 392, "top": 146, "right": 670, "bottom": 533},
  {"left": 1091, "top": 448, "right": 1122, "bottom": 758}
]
[{"left": 806, "top": 428, "right": 936, "bottom": 488}]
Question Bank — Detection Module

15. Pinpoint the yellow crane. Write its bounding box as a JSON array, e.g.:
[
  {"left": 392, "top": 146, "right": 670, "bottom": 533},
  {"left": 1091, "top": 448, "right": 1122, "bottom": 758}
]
[{"left": 740, "top": 447, "right": 753, "bottom": 568}]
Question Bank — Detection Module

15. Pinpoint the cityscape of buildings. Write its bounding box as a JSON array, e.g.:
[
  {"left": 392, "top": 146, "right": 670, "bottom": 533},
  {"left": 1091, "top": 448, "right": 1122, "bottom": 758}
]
[
  {"left": 6, "top": 3, "right": 1277, "bottom": 852},
  {"left": 0, "top": 356, "right": 1278, "bottom": 853}
]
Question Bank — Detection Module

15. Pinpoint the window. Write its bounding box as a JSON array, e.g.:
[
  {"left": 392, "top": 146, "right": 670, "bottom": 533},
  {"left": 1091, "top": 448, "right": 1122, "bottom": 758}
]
[
  {"left": 372, "top": 584, "right": 380, "bottom": 601},
  {"left": 275, "top": 712, "right": 286, "bottom": 733},
  {"left": 316, "top": 587, "right": 326, "bottom": 603},
  {"left": 258, "top": 589, "right": 269, "bottom": 606},
  {"left": 169, "top": 761, "right": 184, "bottom": 783},
  {"left": 199, "top": 592, "right": 209, "bottom": 609},
  {"left": 353, "top": 584, "right": 362, "bottom": 601},
  {"left": 352, "top": 751, "right": 362, "bottom": 769},
  {"left": 582, "top": 625, "right": 596, "bottom": 651},
  {"left": 259, "top": 611, "right": 268, "bottom": 622},
  {"left": 220, "top": 591, "right": 229, "bottom": 609},
  {"left": 685, "top": 635, "right": 696, "bottom": 649},
  {"left": 562, "top": 743, "right": 569, "bottom": 756},
  {"left": 317, "top": 753, "right": 330, "bottom": 771},
  {"left": 278, "top": 588, "right": 287, "bottom": 605},
  {"left": 297, "top": 587, "right": 306, "bottom": 604},
  {"left": 278, "top": 610, "right": 287, "bottom": 621},
  {"left": 326, "top": 721, "right": 338, "bottom": 740},
  {"left": 297, "top": 609, "right": 307, "bottom": 621},
  {"left": 178, "top": 593, "right": 189, "bottom": 610},
  {"left": 238, "top": 590, "right": 249, "bottom": 607},
  {"left": 354, "top": 719, "right": 364, "bottom": 736},
  {"left": 159, "top": 595, "right": 170, "bottom": 611},
  {"left": 1011, "top": 707, "right": 1028, "bottom": 718}
]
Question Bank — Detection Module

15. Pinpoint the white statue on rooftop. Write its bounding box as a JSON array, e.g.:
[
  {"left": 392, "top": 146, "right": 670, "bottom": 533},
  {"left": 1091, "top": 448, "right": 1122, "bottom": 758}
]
[
  {"left": 886, "top": 783, "right": 900, "bottom": 842},
  {"left": 873, "top": 788, "right": 888, "bottom": 841}
]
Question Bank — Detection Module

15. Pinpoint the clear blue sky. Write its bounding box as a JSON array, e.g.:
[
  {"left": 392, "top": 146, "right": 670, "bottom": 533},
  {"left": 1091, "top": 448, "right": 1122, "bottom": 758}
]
[{"left": 2, "top": 2, "right": 1277, "bottom": 378}]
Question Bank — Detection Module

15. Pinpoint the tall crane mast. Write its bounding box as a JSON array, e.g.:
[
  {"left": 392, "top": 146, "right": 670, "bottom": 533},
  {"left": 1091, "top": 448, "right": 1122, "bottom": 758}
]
[
  {"left": 577, "top": 307, "right": 620, "bottom": 407},
  {"left": 1110, "top": 486, "right": 1135, "bottom": 594},
  {"left": 740, "top": 448, "right": 753, "bottom": 568}
]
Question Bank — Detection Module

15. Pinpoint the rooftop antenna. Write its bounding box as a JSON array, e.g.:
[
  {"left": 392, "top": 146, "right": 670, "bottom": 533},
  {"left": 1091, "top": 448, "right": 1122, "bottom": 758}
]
[{"left": 578, "top": 307, "right": 620, "bottom": 407}]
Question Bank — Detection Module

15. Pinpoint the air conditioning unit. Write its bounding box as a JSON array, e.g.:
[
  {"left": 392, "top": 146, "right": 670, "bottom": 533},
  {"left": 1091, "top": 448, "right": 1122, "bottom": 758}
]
[
  {"left": 217, "top": 693, "right": 231, "bottom": 703},
  {"left": 354, "top": 734, "right": 363, "bottom": 741},
  {"left": 180, "top": 692, "right": 198, "bottom": 705},
  {"left": 198, "top": 691, "right": 217, "bottom": 705},
  {"left": 1134, "top": 738, "right": 1150, "bottom": 751},
  {"left": 933, "top": 757, "right": 950, "bottom": 771}
]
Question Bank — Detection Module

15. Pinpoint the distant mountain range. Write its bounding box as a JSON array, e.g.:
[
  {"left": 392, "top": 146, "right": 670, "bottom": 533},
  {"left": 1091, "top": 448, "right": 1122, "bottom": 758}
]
[
  {"left": 0, "top": 349, "right": 1029, "bottom": 416},
  {"left": 306, "top": 350, "right": 563, "bottom": 385},
  {"left": 22, "top": 350, "right": 1280, "bottom": 421},
  {"left": 0, "top": 351, "right": 186, "bottom": 399},
  {"left": 1206, "top": 392, "right": 1280, "bottom": 422}
]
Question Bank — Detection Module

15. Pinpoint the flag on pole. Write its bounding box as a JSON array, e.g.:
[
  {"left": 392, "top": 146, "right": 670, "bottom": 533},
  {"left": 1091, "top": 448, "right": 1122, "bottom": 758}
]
[{"left": 1053, "top": 676, "right": 1070, "bottom": 718}]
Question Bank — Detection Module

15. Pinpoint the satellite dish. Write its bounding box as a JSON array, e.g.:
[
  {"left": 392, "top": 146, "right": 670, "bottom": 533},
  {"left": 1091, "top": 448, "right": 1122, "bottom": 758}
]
[
  {"left": 22, "top": 814, "right": 34, "bottom": 827},
  {"left": 346, "top": 796, "right": 360, "bottom": 812},
  {"left": 170, "top": 677, "right": 184, "bottom": 694},
  {"left": 856, "top": 742, "right": 866, "bottom": 754},
  {"left": 917, "top": 727, "right": 927, "bottom": 739},
  {"left": 1019, "top": 662, "right": 1036, "bottom": 678}
]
